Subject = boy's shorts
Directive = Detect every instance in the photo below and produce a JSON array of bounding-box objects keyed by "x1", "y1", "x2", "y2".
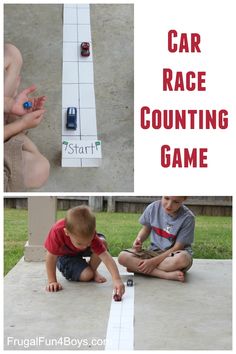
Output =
[
  {"x1": 57, "y1": 233, "x2": 106, "y2": 281},
  {"x1": 124, "y1": 248, "x2": 193, "y2": 272},
  {"x1": 4, "y1": 133, "x2": 26, "y2": 192}
]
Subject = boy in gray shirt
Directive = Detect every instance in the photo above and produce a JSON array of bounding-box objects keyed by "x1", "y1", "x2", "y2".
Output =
[{"x1": 118, "y1": 196, "x2": 195, "y2": 282}]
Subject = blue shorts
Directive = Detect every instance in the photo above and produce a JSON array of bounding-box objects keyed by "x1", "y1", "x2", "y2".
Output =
[{"x1": 57, "y1": 233, "x2": 106, "y2": 281}]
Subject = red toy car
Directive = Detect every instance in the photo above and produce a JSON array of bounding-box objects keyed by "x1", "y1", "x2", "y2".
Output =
[
  {"x1": 113, "y1": 294, "x2": 122, "y2": 302},
  {"x1": 81, "y1": 42, "x2": 90, "y2": 57}
]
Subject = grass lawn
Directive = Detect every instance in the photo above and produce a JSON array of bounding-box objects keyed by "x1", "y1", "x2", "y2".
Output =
[{"x1": 4, "y1": 208, "x2": 232, "y2": 276}]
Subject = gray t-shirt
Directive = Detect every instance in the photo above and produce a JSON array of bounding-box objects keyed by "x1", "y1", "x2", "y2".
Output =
[{"x1": 139, "y1": 200, "x2": 195, "y2": 255}]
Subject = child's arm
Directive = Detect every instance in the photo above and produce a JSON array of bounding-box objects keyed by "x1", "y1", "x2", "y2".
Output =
[
  {"x1": 4, "y1": 96, "x2": 15, "y2": 113},
  {"x1": 4, "y1": 119, "x2": 26, "y2": 141},
  {"x1": 4, "y1": 109, "x2": 45, "y2": 141},
  {"x1": 133, "y1": 225, "x2": 151, "y2": 250},
  {"x1": 99, "y1": 251, "x2": 125, "y2": 297},
  {"x1": 45, "y1": 251, "x2": 63, "y2": 292}
]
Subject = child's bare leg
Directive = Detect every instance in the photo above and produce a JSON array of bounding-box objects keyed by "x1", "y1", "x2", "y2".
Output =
[
  {"x1": 81, "y1": 239, "x2": 108, "y2": 283},
  {"x1": 4, "y1": 43, "x2": 23, "y2": 98},
  {"x1": 118, "y1": 251, "x2": 188, "y2": 282},
  {"x1": 79, "y1": 267, "x2": 94, "y2": 282},
  {"x1": 88, "y1": 253, "x2": 107, "y2": 283},
  {"x1": 157, "y1": 251, "x2": 192, "y2": 272},
  {"x1": 22, "y1": 135, "x2": 50, "y2": 189},
  {"x1": 118, "y1": 251, "x2": 144, "y2": 273},
  {"x1": 79, "y1": 253, "x2": 107, "y2": 283},
  {"x1": 150, "y1": 268, "x2": 185, "y2": 282}
]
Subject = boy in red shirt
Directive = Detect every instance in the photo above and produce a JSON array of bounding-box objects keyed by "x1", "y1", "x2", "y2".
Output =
[{"x1": 44, "y1": 205, "x2": 125, "y2": 297}]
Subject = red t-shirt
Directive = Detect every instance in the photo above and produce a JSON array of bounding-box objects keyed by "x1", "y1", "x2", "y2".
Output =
[{"x1": 44, "y1": 219, "x2": 106, "y2": 256}]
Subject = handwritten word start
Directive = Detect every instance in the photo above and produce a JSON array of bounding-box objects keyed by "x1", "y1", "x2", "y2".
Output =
[{"x1": 62, "y1": 140, "x2": 102, "y2": 159}]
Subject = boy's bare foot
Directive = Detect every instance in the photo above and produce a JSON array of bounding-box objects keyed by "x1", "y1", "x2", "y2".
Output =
[
  {"x1": 94, "y1": 271, "x2": 107, "y2": 283},
  {"x1": 166, "y1": 270, "x2": 185, "y2": 282}
]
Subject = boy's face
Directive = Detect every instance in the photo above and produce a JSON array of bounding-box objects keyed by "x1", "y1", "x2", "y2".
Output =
[
  {"x1": 64, "y1": 228, "x2": 95, "y2": 250},
  {"x1": 161, "y1": 196, "x2": 186, "y2": 216}
]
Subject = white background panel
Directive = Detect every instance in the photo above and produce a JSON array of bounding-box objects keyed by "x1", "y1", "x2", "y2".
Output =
[{"x1": 135, "y1": 0, "x2": 236, "y2": 195}]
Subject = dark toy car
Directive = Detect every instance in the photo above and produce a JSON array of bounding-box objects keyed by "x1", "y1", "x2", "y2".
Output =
[
  {"x1": 66, "y1": 107, "x2": 77, "y2": 130},
  {"x1": 127, "y1": 278, "x2": 133, "y2": 287},
  {"x1": 113, "y1": 294, "x2": 122, "y2": 302},
  {"x1": 81, "y1": 42, "x2": 90, "y2": 57}
]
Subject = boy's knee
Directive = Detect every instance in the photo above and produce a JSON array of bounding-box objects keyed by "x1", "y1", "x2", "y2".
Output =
[
  {"x1": 174, "y1": 252, "x2": 191, "y2": 269},
  {"x1": 79, "y1": 267, "x2": 94, "y2": 282},
  {"x1": 4, "y1": 43, "x2": 23, "y2": 68},
  {"x1": 34, "y1": 155, "x2": 50, "y2": 188},
  {"x1": 41, "y1": 156, "x2": 50, "y2": 182},
  {"x1": 118, "y1": 251, "x2": 128, "y2": 266},
  {"x1": 24, "y1": 154, "x2": 50, "y2": 189}
]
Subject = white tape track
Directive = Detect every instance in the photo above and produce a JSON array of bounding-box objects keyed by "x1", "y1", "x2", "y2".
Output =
[
  {"x1": 62, "y1": 4, "x2": 101, "y2": 167},
  {"x1": 105, "y1": 274, "x2": 134, "y2": 350}
]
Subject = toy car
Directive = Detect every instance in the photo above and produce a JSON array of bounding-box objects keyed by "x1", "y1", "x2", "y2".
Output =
[
  {"x1": 81, "y1": 42, "x2": 90, "y2": 57},
  {"x1": 66, "y1": 107, "x2": 77, "y2": 130},
  {"x1": 113, "y1": 294, "x2": 122, "y2": 302},
  {"x1": 127, "y1": 278, "x2": 133, "y2": 287}
]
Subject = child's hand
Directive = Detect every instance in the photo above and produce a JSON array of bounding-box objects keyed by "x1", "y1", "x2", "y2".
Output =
[
  {"x1": 10, "y1": 84, "x2": 47, "y2": 116},
  {"x1": 138, "y1": 259, "x2": 156, "y2": 274},
  {"x1": 113, "y1": 279, "x2": 125, "y2": 298},
  {"x1": 46, "y1": 282, "x2": 63, "y2": 292},
  {"x1": 133, "y1": 237, "x2": 142, "y2": 251},
  {"x1": 32, "y1": 95, "x2": 47, "y2": 110},
  {"x1": 21, "y1": 109, "x2": 46, "y2": 129}
]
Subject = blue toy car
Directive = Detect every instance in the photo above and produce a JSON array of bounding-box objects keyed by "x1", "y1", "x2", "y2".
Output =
[{"x1": 66, "y1": 107, "x2": 77, "y2": 130}]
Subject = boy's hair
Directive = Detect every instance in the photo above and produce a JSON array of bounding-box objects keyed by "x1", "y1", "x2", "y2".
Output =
[{"x1": 65, "y1": 205, "x2": 96, "y2": 238}]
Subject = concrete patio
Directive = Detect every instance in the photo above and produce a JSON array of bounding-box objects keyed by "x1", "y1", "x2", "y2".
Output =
[{"x1": 4, "y1": 258, "x2": 232, "y2": 350}]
